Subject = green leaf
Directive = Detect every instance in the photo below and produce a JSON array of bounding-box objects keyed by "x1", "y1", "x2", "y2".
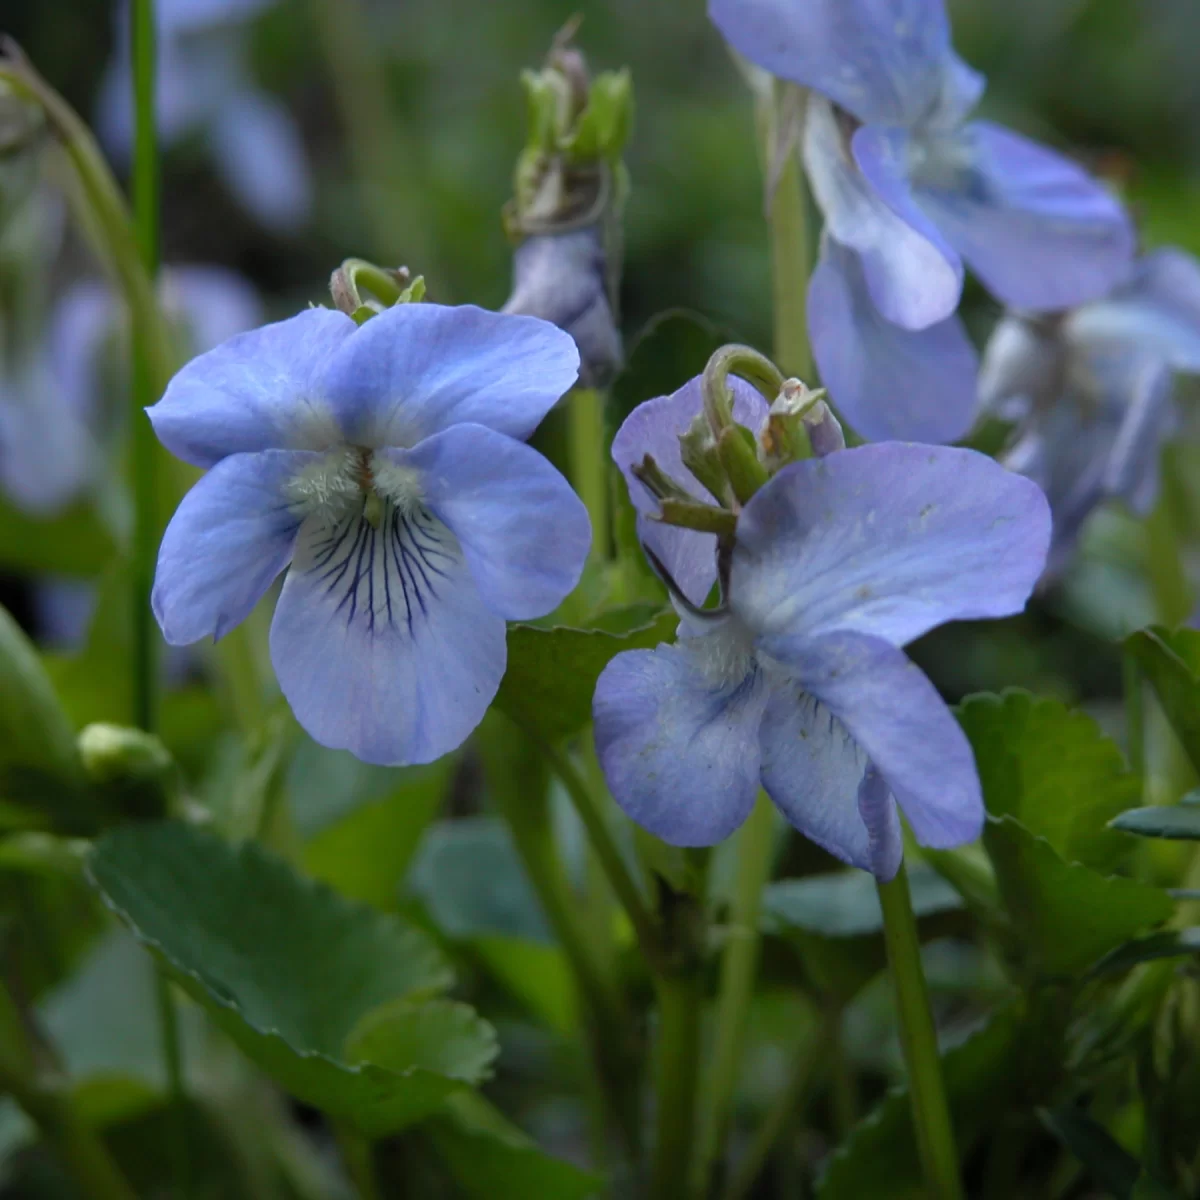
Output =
[
  {"x1": 984, "y1": 816, "x2": 1174, "y2": 977},
  {"x1": 958, "y1": 691, "x2": 1140, "y2": 871},
  {"x1": 494, "y1": 610, "x2": 675, "y2": 742},
  {"x1": 818, "y1": 1004, "x2": 1037, "y2": 1199},
  {"x1": 1090, "y1": 928, "x2": 1200, "y2": 977},
  {"x1": 0, "y1": 603, "x2": 93, "y2": 833},
  {"x1": 1039, "y1": 1107, "x2": 1142, "y2": 1199},
  {"x1": 1111, "y1": 805, "x2": 1200, "y2": 840},
  {"x1": 1127, "y1": 627, "x2": 1200, "y2": 776},
  {"x1": 88, "y1": 821, "x2": 495, "y2": 1135},
  {"x1": 0, "y1": 495, "x2": 118, "y2": 576},
  {"x1": 423, "y1": 1092, "x2": 601, "y2": 1200}
]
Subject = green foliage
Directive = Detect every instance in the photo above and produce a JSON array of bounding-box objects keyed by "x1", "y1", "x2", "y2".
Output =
[
  {"x1": 0, "y1": 496, "x2": 118, "y2": 577},
  {"x1": 494, "y1": 609, "x2": 675, "y2": 742},
  {"x1": 958, "y1": 691, "x2": 1140, "y2": 871},
  {"x1": 1040, "y1": 1107, "x2": 1147, "y2": 1199},
  {"x1": 0, "y1": 603, "x2": 93, "y2": 834},
  {"x1": 984, "y1": 817, "x2": 1174, "y2": 978},
  {"x1": 1111, "y1": 804, "x2": 1200, "y2": 840},
  {"x1": 88, "y1": 822, "x2": 498, "y2": 1135},
  {"x1": 1126, "y1": 627, "x2": 1200, "y2": 775}
]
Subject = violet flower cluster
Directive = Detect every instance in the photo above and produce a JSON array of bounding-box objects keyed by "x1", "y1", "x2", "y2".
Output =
[{"x1": 710, "y1": 0, "x2": 1133, "y2": 444}]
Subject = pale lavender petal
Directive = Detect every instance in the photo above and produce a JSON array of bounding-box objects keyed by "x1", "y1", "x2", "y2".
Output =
[
  {"x1": 382, "y1": 423, "x2": 590, "y2": 620},
  {"x1": 805, "y1": 99, "x2": 962, "y2": 330},
  {"x1": 152, "y1": 449, "x2": 307, "y2": 644},
  {"x1": 46, "y1": 281, "x2": 116, "y2": 427},
  {"x1": 610, "y1": 375, "x2": 769, "y2": 606},
  {"x1": 759, "y1": 631, "x2": 982, "y2": 851},
  {"x1": 320, "y1": 303, "x2": 579, "y2": 449},
  {"x1": 1104, "y1": 360, "x2": 1174, "y2": 516},
  {"x1": 592, "y1": 636, "x2": 767, "y2": 846},
  {"x1": 731, "y1": 442, "x2": 1050, "y2": 645},
  {"x1": 808, "y1": 236, "x2": 979, "y2": 444},
  {"x1": 759, "y1": 683, "x2": 902, "y2": 878},
  {"x1": 1067, "y1": 248, "x2": 1200, "y2": 371},
  {"x1": 147, "y1": 307, "x2": 355, "y2": 468},
  {"x1": 708, "y1": 0, "x2": 976, "y2": 127},
  {"x1": 977, "y1": 314, "x2": 1062, "y2": 420},
  {"x1": 914, "y1": 121, "x2": 1135, "y2": 311},
  {"x1": 270, "y1": 506, "x2": 505, "y2": 765},
  {"x1": 210, "y1": 90, "x2": 312, "y2": 232}
]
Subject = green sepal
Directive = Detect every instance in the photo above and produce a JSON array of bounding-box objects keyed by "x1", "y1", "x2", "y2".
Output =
[{"x1": 717, "y1": 424, "x2": 770, "y2": 505}]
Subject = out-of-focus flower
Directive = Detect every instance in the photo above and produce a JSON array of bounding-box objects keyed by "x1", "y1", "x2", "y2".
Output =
[
  {"x1": 594, "y1": 376, "x2": 1050, "y2": 878},
  {"x1": 0, "y1": 265, "x2": 262, "y2": 517},
  {"x1": 97, "y1": 0, "x2": 311, "y2": 231},
  {"x1": 709, "y1": 0, "x2": 1134, "y2": 445},
  {"x1": 981, "y1": 249, "x2": 1200, "y2": 579},
  {"x1": 149, "y1": 303, "x2": 590, "y2": 765}
]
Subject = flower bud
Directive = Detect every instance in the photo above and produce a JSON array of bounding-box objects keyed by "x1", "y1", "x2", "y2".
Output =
[
  {"x1": 759, "y1": 378, "x2": 843, "y2": 471},
  {"x1": 503, "y1": 27, "x2": 631, "y2": 388},
  {"x1": 78, "y1": 723, "x2": 179, "y2": 820},
  {"x1": 329, "y1": 260, "x2": 425, "y2": 324}
]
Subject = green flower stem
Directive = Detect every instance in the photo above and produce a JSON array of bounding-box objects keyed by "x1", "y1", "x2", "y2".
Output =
[
  {"x1": 692, "y1": 794, "x2": 775, "y2": 1192},
  {"x1": 768, "y1": 107, "x2": 812, "y2": 380},
  {"x1": 568, "y1": 388, "x2": 611, "y2": 560},
  {"x1": 0, "y1": 978, "x2": 137, "y2": 1200},
  {"x1": 1124, "y1": 646, "x2": 1145, "y2": 781},
  {"x1": 650, "y1": 969, "x2": 704, "y2": 1200},
  {"x1": 722, "y1": 1007, "x2": 835, "y2": 1200},
  {"x1": 334, "y1": 1124, "x2": 383, "y2": 1200},
  {"x1": 131, "y1": 4, "x2": 190, "y2": 1192},
  {"x1": 877, "y1": 862, "x2": 964, "y2": 1200},
  {"x1": 539, "y1": 737, "x2": 664, "y2": 971}
]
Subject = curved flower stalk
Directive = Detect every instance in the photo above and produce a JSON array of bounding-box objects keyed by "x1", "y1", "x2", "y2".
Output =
[
  {"x1": 149, "y1": 302, "x2": 591, "y2": 765},
  {"x1": 501, "y1": 31, "x2": 631, "y2": 388},
  {"x1": 709, "y1": 0, "x2": 1134, "y2": 445},
  {"x1": 0, "y1": 265, "x2": 261, "y2": 517},
  {"x1": 981, "y1": 248, "x2": 1200, "y2": 580},
  {"x1": 594, "y1": 373, "x2": 1050, "y2": 879},
  {"x1": 97, "y1": 0, "x2": 311, "y2": 231}
]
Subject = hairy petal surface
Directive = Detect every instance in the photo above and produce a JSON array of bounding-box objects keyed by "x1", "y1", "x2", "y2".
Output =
[
  {"x1": 152, "y1": 449, "x2": 308, "y2": 644},
  {"x1": 914, "y1": 121, "x2": 1135, "y2": 311},
  {"x1": 270, "y1": 505, "x2": 505, "y2": 765},
  {"x1": 759, "y1": 682, "x2": 902, "y2": 878},
  {"x1": 611, "y1": 375, "x2": 768, "y2": 606},
  {"x1": 147, "y1": 307, "x2": 354, "y2": 467},
  {"x1": 761, "y1": 631, "x2": 982, "y2": 850},
  {"x1": 805, "y1": 100, "x2": 962, "y2": 330},
  {"x1": 592, "y1": 637, "x2": 767, "y2": 846},
  {"x1": 321, "y1": 303, "x2": 580, "y2": 448},
  {"x1": 708, "y1": 0, "x2": 974, "y2": 127},
  {"x1": 385, "y1": 424, "x2": 590, "y2": 621},
  {"x1": 808, "y1": 237, "x2": 978, "y2": 444},
  {"x1": 731, "y1": 442, "x2": 1050, "y2": 645}
]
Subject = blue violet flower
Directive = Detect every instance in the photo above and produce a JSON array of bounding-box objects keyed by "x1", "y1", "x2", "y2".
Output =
[
  {"x1": 595, "y1": 376, "x2": 1050, "y2": 879},
  {"x1": 981, "y1": 248, "x2": 1200, "y2": 579},
  {"x1": 149, "y1": 303, "x2": 591, "y2": 765},
  {"x1": 708, "y1": 0, "x2": 1134, "y2": 444}
]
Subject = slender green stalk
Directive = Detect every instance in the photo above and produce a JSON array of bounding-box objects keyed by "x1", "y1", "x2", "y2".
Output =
[
  {"x1": 1124, "y1": 647, "x2": 1145, "y2": 780},
  {"x1": 131, "y1": 6, "x2": 189, "y2": 1192},
  {"x1": 651, "y1": 970, "x2": 704, "y2": 1200},
  {"x1": 877, "y1": 863, "x2": 964, "y2": 1200},
  {"x1": 568, "y1": 388, "x2": 610, "y2": 559},
  {"x1": 768, "y1": 126, "x2": 812, "y2": 380},
  {"x1": 335, "y1": 1125, "x2": 383, "y2": 1200},
  {"x1": 693, "y1": 795, "x2": 775, "y2": 1191},
  {"x1": 722, "y1": 1009, "x2": 834, "y2": 1200},
  {"x1": 538, "y1": 737, "x2": 664, "y2": 970},
  {"x1": 0, "y1": 977, "x2": 136, "y2": 1200}
]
